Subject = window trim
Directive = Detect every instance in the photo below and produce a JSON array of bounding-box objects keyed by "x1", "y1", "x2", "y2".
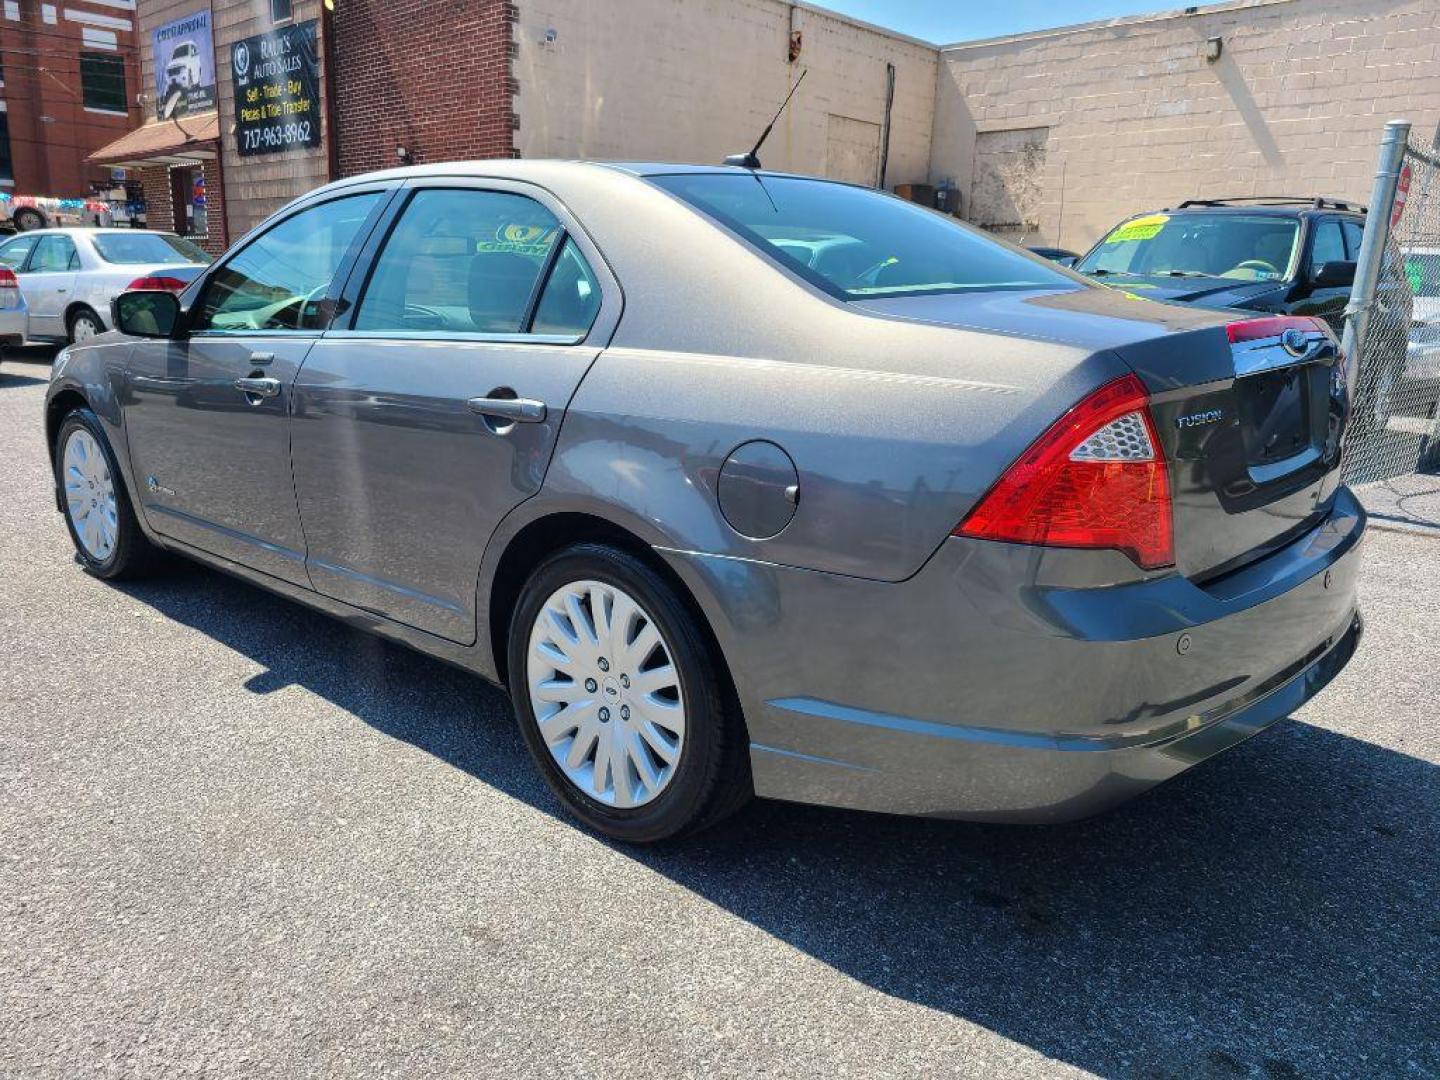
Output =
[
  {"x1": 185, "y1": 186, "x2": 398, "y2": 339},
  {"x1": 324, "y1": 175, "x2": 619, "y2": 347}
]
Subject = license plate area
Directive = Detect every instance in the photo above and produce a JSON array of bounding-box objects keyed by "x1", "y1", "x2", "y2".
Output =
[{"x1": 1238, "y1": 363, "x2": 1314, "y2": 469}]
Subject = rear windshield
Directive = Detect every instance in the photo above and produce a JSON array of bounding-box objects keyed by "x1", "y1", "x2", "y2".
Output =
[
  {"x1": 1077, "y1": 212, "x2": 1300, "y2": 282},
  {"x1": 651, "y1": 173, "x2": 1073, "y2": 300},
  {"x1": 91, "y1": 233, "x2": 212, "y2": 266}
]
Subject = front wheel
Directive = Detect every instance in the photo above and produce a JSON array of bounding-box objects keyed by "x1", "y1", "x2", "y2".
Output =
[
  {"x1": 507, "y1": 544, "x2": 750, "y2": 843},
  {"x1": 53, "y1": 408, "x2": 161, "y2": 579}
]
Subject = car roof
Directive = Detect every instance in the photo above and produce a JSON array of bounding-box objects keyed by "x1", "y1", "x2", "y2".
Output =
[
  {"x1": 302, "y1": 158, "x2": 846, "y2": 200},
  {"x1": 1158, "y1": 204, "x2": 1364, "y2": 219},
  {"x1": 6, "y1": 228, "x2": 178, "y2": 237}
]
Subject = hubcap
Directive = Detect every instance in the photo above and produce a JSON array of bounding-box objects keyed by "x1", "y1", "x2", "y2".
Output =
[
  {"x1": 62, "y1": 429, "x2": 118, "y2": 561},
  {"x1": 72, "y1": 316, "x2": 100, "y2": 343},
  {"x1": 526, "y1": 580, "x2": 685, "y2": 808}
]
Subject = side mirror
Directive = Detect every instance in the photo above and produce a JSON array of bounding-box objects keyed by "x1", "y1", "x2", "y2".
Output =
[
  {"x1": 113, "y1": 290, "x2": 181, "y2": 338},
  {"x1": 1311, "y1": 260, "x2": 1356, "y2": 289}
]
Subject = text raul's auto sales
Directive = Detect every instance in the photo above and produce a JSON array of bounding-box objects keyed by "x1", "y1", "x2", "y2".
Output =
[{"x1": 233, "y1": 21, "x2": 321, "y2": 156}]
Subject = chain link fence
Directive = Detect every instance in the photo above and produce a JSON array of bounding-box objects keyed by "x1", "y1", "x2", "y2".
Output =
[{"x1": 1342, "y1": 130, "x2": 1440, "y2": 487}]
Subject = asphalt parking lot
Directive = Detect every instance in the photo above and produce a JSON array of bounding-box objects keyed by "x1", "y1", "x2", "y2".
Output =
[{"x1": 2, "y1": 347, "x2": 1437, "y2": 1079}]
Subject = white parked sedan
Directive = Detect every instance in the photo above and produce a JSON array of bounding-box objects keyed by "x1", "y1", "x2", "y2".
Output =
[{"x1": 0, "y1": 228, "x2": 211, "y2": 345}]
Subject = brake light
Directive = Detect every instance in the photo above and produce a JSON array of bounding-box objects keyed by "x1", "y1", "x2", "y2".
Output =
[
  {"x1": 1225, "y1": 315, "x2": 1327, "y2": 344},
  {"x1": 125, "y1": 275, "x2": 188, "y2": 293},
  {"x1": 0, "y1": 267, "x2": 18, "y2": 309},
  {"x1": 954, "y1": 374, "x2": 1174, "y2": 569}
]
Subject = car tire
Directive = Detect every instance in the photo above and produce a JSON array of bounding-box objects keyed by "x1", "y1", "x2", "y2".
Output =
[
  {"x1": 13, "y1": 208, "x2": 46, "y2": 232},
  {"x1": 507, "y1": 543, "x2": 751, "y2": 843},
  {"x1": 67, "y1": 307, "x2": 104, "y2": 345},
  {"x1": 53, "y1": 407, "x2": 162, "y2": 580}
]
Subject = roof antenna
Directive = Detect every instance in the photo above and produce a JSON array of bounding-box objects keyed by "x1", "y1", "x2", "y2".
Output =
[{"x1": 724, "y1": 69, "x2": 807, "y2": 170}]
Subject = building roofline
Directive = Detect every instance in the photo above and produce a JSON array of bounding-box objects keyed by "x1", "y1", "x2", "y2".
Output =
[
  {"x1": 791, "y1": 1, "x2": 940, "y2": 50},
  {"x1": 939, "y1": 0, "x2": 1293, "y2": 52}
]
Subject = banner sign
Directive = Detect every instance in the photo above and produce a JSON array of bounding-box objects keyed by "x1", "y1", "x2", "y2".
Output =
[
  {"x1": 232, "y1": 20, "x2": 321, "y2": 156},
  {"x1": 153, "y1": 9, "x2": 217, "y2": 119}
]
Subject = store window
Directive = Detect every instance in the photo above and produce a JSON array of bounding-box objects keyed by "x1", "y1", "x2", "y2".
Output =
[{"x1": 80, "y1": 53, "x2": 127, "y2": 113}]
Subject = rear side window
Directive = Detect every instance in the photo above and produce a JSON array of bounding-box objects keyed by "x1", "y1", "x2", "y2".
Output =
[
  {"x1": 194, "y1": 193, "x2": 382, "y2": 332},
  {"x1": 355, "y1": 188, "x2": 571, "y2": 334},
  {"x1": 651, "y1": 173, "x2": 1070, "y2": 300},
  {"x1": 532, "y1": 238, "x2": 600, "y2": 335},
  {"x1": 30, "y1": 235, "x2": 79, "y2": 272}
]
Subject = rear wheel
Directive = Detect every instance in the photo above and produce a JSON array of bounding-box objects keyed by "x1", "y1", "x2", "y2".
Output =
[
  {"x1": 53, "y1": 408, "x2": 161, "y2": 579},
  {"x1": 12, "y1": 208, "x2": 45, "y2": 232},
  {"x1": 68, "y1": 307, "x2": 104, "y2": 345},
  {"x1": 507, "y1": 543, "x2": 750, "y2": 842}
]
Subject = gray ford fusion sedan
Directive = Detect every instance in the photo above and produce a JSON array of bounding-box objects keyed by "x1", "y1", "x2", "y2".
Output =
[{"x1": 44, "y1": 161, "x2": 1364, "y2": 842}]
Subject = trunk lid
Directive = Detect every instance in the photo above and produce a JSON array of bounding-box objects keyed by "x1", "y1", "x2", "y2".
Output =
[
  {"x1": 1116, "y1": 317, "x2": 1346, "y2": 578},
  {"x1": 854, "y1": 289, "x2": 1347, "y2": 580}
]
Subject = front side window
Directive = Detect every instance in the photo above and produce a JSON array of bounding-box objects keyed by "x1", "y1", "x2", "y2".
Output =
[
  {"x1": 80, "y1": 53, "x2": 127, "y2": 113},
  {"x1": 1342, "y1": 221, "x2": 1364, "y2": 260},
  {"x1": 355, "y1": 188, "x2": 567, "y2": 334},
  {"x1": 0, "y1": 235, "x2": 37, "y2": 270},
  {"x1": 1310, "y1": 220, "x2": 1345, "y2": 271},
  {"x1": 195, "y1": 193, "x2": 382, "y2": 332},
  {"x1": 651, "y1": 173, "x2": 1071, "y2": 300},
  {"x1": 93, "y1": 232, "x2": 211, "y2": 265},
  {"x1": 30, "y1": 235, "x2": 79, "y2": 272},
  {"x1": 1078, "y1": 212, "x2": 1300, "y2": 282}
]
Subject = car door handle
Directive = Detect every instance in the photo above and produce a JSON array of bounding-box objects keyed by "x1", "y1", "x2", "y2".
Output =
[
  {"x1": 466, "y1": 395, "x2": 547, "y2": 424},
  {"x1": 234, "y1": 376, "x2": 281, "y2": 398}
]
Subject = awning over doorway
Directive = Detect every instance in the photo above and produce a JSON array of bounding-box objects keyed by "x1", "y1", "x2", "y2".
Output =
[{"x1": 87, "y1": 115, "x2": 221, "y2": 169}]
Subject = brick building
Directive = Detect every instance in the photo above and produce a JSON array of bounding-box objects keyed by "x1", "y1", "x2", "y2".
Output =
[{"x1": 0, "y1": 0, "x2": 140, "y2": 206}]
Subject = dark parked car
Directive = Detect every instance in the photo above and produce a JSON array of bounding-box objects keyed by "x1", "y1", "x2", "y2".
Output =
[
  {"x1": 1074, "y1": 197, "x2": 1367, "y2": 332},
  {"x1": 44, "y1": 163, "x2": 1364, "y2": 842},
  {"x1": 1028, "y1": 245, "x2": 1079, "y2": 266}
]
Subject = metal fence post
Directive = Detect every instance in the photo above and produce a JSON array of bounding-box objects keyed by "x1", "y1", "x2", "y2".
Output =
[{"x1": 1341, "y1": 119, "x2": 1411, "y2": 388}]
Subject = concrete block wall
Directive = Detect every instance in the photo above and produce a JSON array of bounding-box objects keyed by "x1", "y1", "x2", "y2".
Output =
[
  {"x1": 931, "y1": 0, "x2": 1440, "y2": 251},
  {"x1": 513, "y1": 0, "x2": 937, "y2": 186}
]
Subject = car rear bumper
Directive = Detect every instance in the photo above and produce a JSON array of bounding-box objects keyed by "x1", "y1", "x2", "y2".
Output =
[{"x1": 666, "y1": 486, "x2": 1366, "y2": 822}]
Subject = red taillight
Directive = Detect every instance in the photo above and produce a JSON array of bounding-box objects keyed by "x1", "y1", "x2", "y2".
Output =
[
  {"x1": 125, "y1": 275, "x2": 188, "y2": 293},
  {"x1": 1225, "y1": 315, "x2": 1327, "y2": 344},
  {"x1": 0, "y1": 267, "x2": 18, "y2": 309},
  {"x1": 954, "y1": 374, "x2": 1174, "y2": 569}
]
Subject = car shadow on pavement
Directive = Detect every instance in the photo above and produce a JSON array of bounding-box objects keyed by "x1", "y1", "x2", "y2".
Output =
[
  {"x1": 118, "y1": 560, "x2": 1438, "y2": 1079},
  {"x1": 0, "y1": 365, "x2": 48, "y2": 387}
]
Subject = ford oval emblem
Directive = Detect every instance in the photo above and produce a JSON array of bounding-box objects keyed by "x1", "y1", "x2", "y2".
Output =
[{"x1": 1280, "y1": 328, "x2": 1309, "y2": 357}]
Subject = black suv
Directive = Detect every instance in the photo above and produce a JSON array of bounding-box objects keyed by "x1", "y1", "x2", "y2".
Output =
[{"x1": 1073, "y1": 196, "x2": 1364, "y2": 332}]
